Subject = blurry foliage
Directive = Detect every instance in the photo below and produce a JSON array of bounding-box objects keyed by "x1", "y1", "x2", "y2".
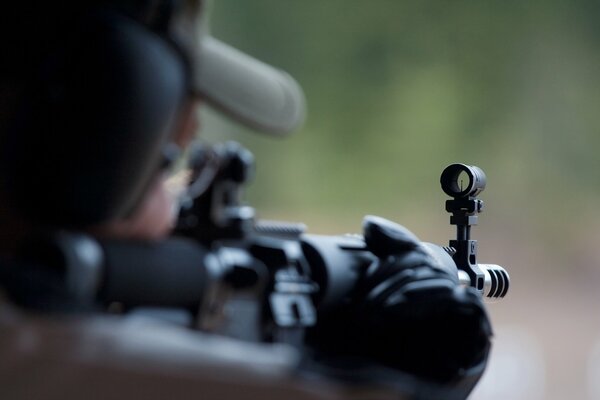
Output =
[
  {"x1": 201, "y1": 4, "x2": 600, "y2": 395},
  {"x1": 202, "y1": 0, "x2": 600, "y2": 252}
]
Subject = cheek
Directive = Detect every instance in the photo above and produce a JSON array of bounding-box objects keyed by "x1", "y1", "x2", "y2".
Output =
[
  {"x1": 89, "y1": 101, "x2": 201, "y2": 242},
  {"x1": 92, "y1": 178, "x2": 176, "y2": 241},
  {"x1": 174, "y1": 99, "x2": 201, "y2": 148},
  {"x1": 127, "y1": 178, "x2": 177, "y2": 239}
]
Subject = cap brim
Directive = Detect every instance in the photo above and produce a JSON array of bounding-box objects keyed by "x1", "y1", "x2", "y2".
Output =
[{"x1": 192, "y1": 37, "x2": 306, "y2": 136}]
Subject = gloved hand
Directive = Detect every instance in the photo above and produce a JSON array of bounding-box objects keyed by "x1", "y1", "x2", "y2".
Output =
[{"x1": 306, "y1": 216, "x2": 492, "y2": 388}]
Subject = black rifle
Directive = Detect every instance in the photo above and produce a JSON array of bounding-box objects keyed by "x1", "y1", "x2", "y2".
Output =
[
  {"x1": 3, "y1": 141, "x2": 510, "y2": 399},
  {"x1": 171, "y1": 142, "x2": 508, "y2": 340}
]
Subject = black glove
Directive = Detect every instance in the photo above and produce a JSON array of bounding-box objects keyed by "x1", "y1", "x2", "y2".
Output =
[{"x1": 307, "y1": 216, "x2": 492, "y2": 388}]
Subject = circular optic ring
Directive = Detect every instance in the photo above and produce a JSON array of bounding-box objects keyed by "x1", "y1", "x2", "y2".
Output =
[{"x1": 440, "y1": 163, "x2": 487, "y2": 198}]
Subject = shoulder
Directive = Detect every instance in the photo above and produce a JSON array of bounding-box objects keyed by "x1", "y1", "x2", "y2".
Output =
[{"x1": 0, "y1": 297, "x2": 343, "y2": 399}]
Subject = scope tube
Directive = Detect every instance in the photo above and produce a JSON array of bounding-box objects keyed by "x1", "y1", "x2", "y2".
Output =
[{"x1": 99, "y1": 237, "x2": 214, "y2": 309}]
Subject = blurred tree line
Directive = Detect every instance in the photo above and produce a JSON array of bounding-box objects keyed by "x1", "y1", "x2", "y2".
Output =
[
  {"x1": 202, "y1": 3, "x2": 600, "y2": 396},
  {"x1": 201, "y1": 0, "x2": 600, "y2": 265}
]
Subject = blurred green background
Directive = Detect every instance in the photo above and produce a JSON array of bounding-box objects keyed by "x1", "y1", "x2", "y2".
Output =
[{"x1": 202, "y1": 1, "x2": 600, "y2": 398}]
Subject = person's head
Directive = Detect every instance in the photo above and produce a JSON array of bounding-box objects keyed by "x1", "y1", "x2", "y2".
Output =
[{"x1": 0, "y1": 0, "x2": 304, "y2": 241}]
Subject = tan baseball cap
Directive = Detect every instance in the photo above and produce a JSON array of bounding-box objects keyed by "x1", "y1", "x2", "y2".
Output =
[{"x1": 170, "y1": 0, "x2": 305, "y2": 136}]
